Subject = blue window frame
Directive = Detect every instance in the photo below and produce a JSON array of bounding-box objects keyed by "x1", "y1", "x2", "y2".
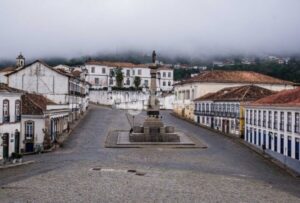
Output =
[
  {"x1": 263, "y1": 131, "x2": 266, "y2": 147},
  {"x1": 258, "y1": 130, "x2": 261, "y2": 146},
  {"x1": 274, "y1": 134, "x2": 278, "y2": 152},
  {"x1": 287, "y1": 136, "x2": 292, "y2": 157},
  {"x1": 295, "y1": 138, "x2": 299, "y2": 160},
  {"x1": 268, "y1": 132, "x2": 272, "y2": 150},
  {"x1": 254, "y1": 130, "x2": 257, "y2": 145},
  {"x1": 280, "y1": 135, "x2": 284, "y2": 154}
]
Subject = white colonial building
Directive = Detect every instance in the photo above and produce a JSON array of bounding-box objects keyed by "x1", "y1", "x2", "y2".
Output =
[
  {"x1": 21, "y1": 93, "x2": 70, "y2": 153},
  {"x1": 174, "y1": 70, "x2": 295, "y2": 120},
  {"x1": 6, "y1": 60, "x2": 89, "y2": 120},
  {"x1": 84, "y1": 61, "x2": 173, "y2": 92},
  {"x1": 245, "y1": 88, "x2": 300, "y2": 173},
  {"x1": 0, "y1": 84, "x2": 23, "y2": 161},
  {"x1": 194, "y1": 85, "x2": 274, "y2": 137}
]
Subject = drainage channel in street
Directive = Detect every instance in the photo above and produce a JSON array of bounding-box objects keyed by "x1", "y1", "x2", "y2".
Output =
[{"x1": 89, "y1": 167, "x2": 146, "y2": 176}]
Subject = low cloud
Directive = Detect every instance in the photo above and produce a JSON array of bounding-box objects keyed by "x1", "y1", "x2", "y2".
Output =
[{"x1": 0, "y1": 0, "x2": 300, "y2": 60}]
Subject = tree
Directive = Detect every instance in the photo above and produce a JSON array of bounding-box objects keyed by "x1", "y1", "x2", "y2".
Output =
[
  {"x1": 115, "y1": 67, "x2": 124, "y2": 87},
  {"x1": 133, "y1": 76, "x2": 141, "y2": 89}
]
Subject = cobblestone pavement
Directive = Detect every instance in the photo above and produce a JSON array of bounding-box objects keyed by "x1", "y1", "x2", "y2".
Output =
[{"x1": 0, "y1": 105, "x2": 300, "y2": 202}]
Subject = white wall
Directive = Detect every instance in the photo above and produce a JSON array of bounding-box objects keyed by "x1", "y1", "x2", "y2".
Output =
[{"x1": 8, "y1": 62, "x2": 69, "y2": 95}]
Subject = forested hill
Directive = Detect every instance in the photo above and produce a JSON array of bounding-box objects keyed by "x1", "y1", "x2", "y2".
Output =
[{"x1": 174, "y1": 61, "x2": 300, "y2": 84}]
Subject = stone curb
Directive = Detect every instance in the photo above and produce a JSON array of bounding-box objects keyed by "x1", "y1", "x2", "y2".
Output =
[
  {"x1": 0, "y1": 160, "x2": 35, "y2": 170},
  {"x1": 170, "y1": 112, "x2": 300, "y2": 178}
]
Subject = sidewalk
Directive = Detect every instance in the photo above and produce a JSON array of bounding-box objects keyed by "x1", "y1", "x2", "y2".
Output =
[
  {"x1": 0, "y1": 160, "x2": 35, "y2": 170},
  {"x1": 171, "y1": 112, "x2": 300, "y2": 177}
]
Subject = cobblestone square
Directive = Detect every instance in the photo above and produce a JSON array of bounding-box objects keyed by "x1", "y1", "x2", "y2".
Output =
[{"x1": 0, "y1": 106, "x2": 299, "y2": 202}]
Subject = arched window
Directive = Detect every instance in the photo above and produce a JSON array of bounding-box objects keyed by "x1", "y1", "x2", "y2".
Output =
[
  {"x1": 15, "y1": 100, "x2": 21, "y2": 122},
  {"x1": 3, "y1": 99, "x2": 9, "y2": 123},
  {"x1": 25, "y1": 120, "x2": 34, "y2": 140}
]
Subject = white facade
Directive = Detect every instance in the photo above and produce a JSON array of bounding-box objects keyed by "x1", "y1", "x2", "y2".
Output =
[
  {"x1": 194, "y1": 101, "x2": 241, "y2": 136},
  {"x1": 6, "y1": 61, "x2": 89, "y2": 118},
  {"x1": 245, "y1": 106, "x2": 300, "y2": 172},
  {"x1": 84, "y1": 63, "x2": 173, "y2": 92},
  {"x1": 0, "y1": 91, "x2": 22, "y2": 160}
]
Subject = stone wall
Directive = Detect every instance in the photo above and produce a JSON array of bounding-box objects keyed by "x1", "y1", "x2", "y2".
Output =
[{"x1": 89, "y1": 90, "x2": 174, "y2": 110}]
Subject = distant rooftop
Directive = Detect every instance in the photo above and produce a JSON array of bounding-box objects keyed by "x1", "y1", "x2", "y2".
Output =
[
  {"x1": 0, "y1": 83, "x2": 23, "y2": 93},
  {"x1": 22, "y1": 93, "x2": 56, "y2": 115},
  {"x1": 194, "y1": 85, "x2": 275, "y2": 102},
  {"x1": 175, "y1": 70, "x2": 294, "y2": 86},
  {"x1": 250, "y1": 87, "x2": 300, "y2": 107}
]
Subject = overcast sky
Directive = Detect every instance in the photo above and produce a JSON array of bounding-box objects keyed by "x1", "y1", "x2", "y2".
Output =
[{"x1": 0, "y1": 0, "x2": 300, "y2": 60}]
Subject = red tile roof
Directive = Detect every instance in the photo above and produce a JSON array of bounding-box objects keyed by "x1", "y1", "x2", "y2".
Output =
[
  {"x1": 86, "y1": 61, "x2": 148, "y2": 68},
  {"x1": 194, "y1": 85, "x2": 275, "y2": 102},
  {"x1": 21, "y1": 93, "x2": 56, "y2": 115},
  {"x1": 0, "y1": 83, "x2": 24, "y2": 93},
  {"x1": 176, "y1": 70, "x2": 294, "y2": 86},
  {"x1": 250, "y1": 87, "x2": 300, "y2": 107}
]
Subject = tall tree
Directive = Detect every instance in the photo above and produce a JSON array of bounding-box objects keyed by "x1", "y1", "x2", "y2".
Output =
[
  {"x1": 115, "y1": 67, "x2": 124, "y2": 87},
  {"x1": 133, "y1": 76, "x2": 141, "y2": 89}
]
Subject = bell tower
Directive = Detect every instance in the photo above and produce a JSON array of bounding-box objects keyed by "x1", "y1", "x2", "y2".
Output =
[{"x1": 16, "y1": 53, "x2": 25, "y2": 68}]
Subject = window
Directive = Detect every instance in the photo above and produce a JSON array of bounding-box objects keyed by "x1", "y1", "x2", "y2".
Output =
[
  {"x1": 254, "y1": 110, "x2": 257, "y2": 125},
  {"x1": 168, "y1": 72, "x2": 171, "y2": 78},
  {"x1": 144, "y1": 80, "x2": 148, "y2": 87},
  {"x1": 246, "y1": 110, "x2": 249, "y2": 124},
  {"x1": 250, "y1": 110, "x2": 253, "y2": 125},
  {"x1": 206, "y1": 103, "x2": 209, "y2": 112},
  {"x1": 274, "y1": 133, "x2": 278, "y2": 152},
  {"x1": 109, "y1": 78, "x2": 113, "y2": 85},
  {"x1": 15, "y1": 100, "x2": 21, "y2": 122},
  {"x1": 132, "y1": 70, "x2": 135, "y2": 75},
  {"x1": 163, "y1": 72, "x2": 166, "y2": 78},
  {"x1": 268, "y1": 132, "x2": 272, "y2": 150},
  {"x1": 168, "y1": 81, "x2": 171, "y2": 86},
  {"x1": 95, "y1": 78, "x2": 99, "y2": 85},
  {"x1": 258, "y1": 110, "x2": 261, "y2": 126},
  {"x1": 263, "y1": 111, "x2": 266, "y2": 127},
  {"x1": 91, "y1": 67, "x2": 95, "y2": 73},
  {"x1": 126, "y1": 78, "x2": 130, "y2": 85},
  {"x1": 295, "y1": 113, "x2": 300, "y2": 133},
  {"x1": 126, "y1": 70, "x2": 130, "y2": 76},
  {"x1": 274, "y1": 111, "x2": 278, "y2": 130},
  {"x1": 268, "y1": 111, "x2": 272, "y2": 128},
  {"x1": 287, "y1": 136, "x2": 292, "y2": 157},
  {"x1": 3, "y1": 99, "x2": 9, "y2": 123},
  {"x1": 280, "y1": 135, "x2": 284, "y2": 154},
  {"x1": 296, "y1": 138, "x2": 300, "y2": 160},
  {"x1": 162, "y1": 81, "x2": 166, "y2": 86},
  {"x1": 280, "y1": 112, "x2": 284, "y2": 131},
  {"x1": 258, "y1": 129, "x2": 261, "y2": 146},
  {"x1": 138, "y1": 69, "x2": 142, "y2": 75},
  {"x1": 287, "y1": 112, "x2": 292, "y2": 132},
  {"x1": 231, "y1": 120, "x2": 234, "y2": 130},
  {"x1": 25, "y1": 121, "x2": 34, "y2": 139},
  {"x1": 102, "y1": 68, "x2": 106, "y2": 74},
  {"x1": 231, "y1": 104, "x2": 234, "y2": 113}
]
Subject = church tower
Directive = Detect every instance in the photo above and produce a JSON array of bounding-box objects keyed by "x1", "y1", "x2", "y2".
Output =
[{"x1": 16, "y1": 53, "x2": 25, "y2": 68}]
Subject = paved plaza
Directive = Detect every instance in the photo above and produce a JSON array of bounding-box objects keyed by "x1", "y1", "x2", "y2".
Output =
[{"x1": 0, "y1": 105, "x2": 300, "y2": 202}]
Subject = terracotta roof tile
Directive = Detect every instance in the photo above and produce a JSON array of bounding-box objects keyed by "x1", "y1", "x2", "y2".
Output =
[
  {"x1": 21, "y1": 93, "x2": 56, "y2": 115},
  {"x1": 176, "y1": 70, "x2": 294, "y2": 85},
  {"x1": 86, "y1": 61, "x2": 148, "y2": 68},
  {"x1": 194, "y1": 85, "x2": 275, "y2": 102},
  {"x1": 251, "y1": 87, "x2": 300, "y2": 107},
  {"x1": 0, "y1": 83, "x2": 24, "y2": 93}
]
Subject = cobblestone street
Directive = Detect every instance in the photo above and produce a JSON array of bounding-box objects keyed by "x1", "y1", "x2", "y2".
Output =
[{"x1": 0, "y1": 105, "x2": 300, "y2": 202}]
